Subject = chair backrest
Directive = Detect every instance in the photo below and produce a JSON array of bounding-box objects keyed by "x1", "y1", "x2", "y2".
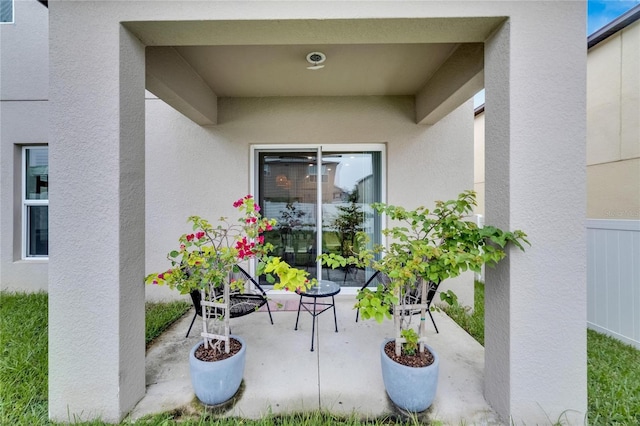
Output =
[
  {"x1": 232, "y1": 265, "x2": 268, "y2": 296},
  {"x1": 362, "y1": 270, "x2": 440, "y2": 308}
]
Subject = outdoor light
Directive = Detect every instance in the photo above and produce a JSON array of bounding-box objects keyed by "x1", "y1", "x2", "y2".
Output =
[{"x1": 306, "y1": 51, "x2": 326, "y2": 70}]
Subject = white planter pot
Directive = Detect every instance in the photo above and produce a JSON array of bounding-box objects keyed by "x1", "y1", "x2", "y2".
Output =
[
  {"x1": 380, "y1": 338, "x2": 439, "y2": 412},
  {"x1": 189, "y1": 336, "x2": 246, "y2": 406}
]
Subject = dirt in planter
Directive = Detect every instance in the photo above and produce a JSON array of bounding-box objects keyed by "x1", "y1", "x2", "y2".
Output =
[
  {"x1": 384, "y1": 341, "x2": 435, "y2": 368},
  {"x1": 194, "y1": 338, "x2": 242, "y2": 362}
]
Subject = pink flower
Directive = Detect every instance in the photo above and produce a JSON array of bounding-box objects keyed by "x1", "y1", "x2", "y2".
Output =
[
  {"x1": 244, "y1": 195, "x2": 253, "y2": 200},
  {"x1": 195, "y1": 231, "x2": 205, "y2": 240},
  {"x1": 233, "y1": 199, "x2": 242, "y2": 208},
  {"x1": 254, "y1": 204, "x2": 261, "y2": 212},
  {"x1": 258, "y1": 236, "x2": 264, "y2": 245},
  {"x1": 180, "y1": 244, "x2": 186, "y2": 251},
  {"x1": 152, "y1": 280, "x2": 158, "y2": 285},
  {"x1": 186, "y1": 234, "x2": 195, "y2": 242},
  {"x1": 158, "y1": 273, "x2": 165, "y2": 280}
]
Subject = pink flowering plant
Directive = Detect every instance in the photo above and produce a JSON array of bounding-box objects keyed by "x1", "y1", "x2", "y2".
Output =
[{"x1": 145, "y1": 195, "x2": 313, "y2": 296}]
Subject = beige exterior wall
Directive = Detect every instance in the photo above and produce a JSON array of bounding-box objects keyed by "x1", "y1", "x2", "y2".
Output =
[{"x1": 587, "y1": 20, "x2": 640, "y2": 219}]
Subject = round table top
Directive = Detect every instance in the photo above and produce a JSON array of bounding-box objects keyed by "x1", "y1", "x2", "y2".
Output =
[{"x1": 299, "y1": 280, "x2": 341, "y2": 297}]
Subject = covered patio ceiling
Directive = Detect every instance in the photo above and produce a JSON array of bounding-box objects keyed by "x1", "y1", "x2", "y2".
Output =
[{"x1": 124, "y1": 17, "x2": 505, "y2": 126}]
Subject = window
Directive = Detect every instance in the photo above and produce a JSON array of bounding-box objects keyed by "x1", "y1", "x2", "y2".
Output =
[
  {"x1": 307, "y1": 164, "x2": 328, "y2": 182},
  {"x1": 23, "y1": 146, "x2": 48, "y2": 258},
  {"x1": 0, "y1": 0, "x2": 13, "y2": 24}
]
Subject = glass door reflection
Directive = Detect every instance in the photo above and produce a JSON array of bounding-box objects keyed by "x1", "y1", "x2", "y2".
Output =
[
  {"x1": 258, "y1": 152, "x2": 319, "y2": 280},
  {"x1": 320, "y1": 152, "x2": 380, "y2": 286},
  {"x1": 257, "y1": 148, "x2": 381, "y2": 287}
]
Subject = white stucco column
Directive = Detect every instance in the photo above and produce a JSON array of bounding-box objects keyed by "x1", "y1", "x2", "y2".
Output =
[
  {"x1": 48, "y1": 5, "x2": 146, "y2": 422},
  {"x1": 484, "y1": 4, "x2": 587, "y2": 424}
]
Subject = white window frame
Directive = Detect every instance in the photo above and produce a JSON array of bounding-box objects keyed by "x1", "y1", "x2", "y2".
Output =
[{"x1": 22, "y1": 146, "x2": 49, "y2": 259}]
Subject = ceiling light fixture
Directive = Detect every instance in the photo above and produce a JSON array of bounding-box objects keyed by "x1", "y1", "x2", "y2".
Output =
[{"x1": 306, "y1": 51, "x2": 326, "y2": 70}]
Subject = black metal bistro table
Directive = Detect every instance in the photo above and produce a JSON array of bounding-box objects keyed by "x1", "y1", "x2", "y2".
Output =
[{"x1": 294, "y1": 280, "x2": 341, "y2": 351}]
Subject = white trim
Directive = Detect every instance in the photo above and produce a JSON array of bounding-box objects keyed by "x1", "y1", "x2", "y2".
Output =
[
  {"x1": 586, "y1": 219, "x2": 640, "y2": 232},
  {"x1": 315, "y1": 146, "x2": 323, "y2": 272}
]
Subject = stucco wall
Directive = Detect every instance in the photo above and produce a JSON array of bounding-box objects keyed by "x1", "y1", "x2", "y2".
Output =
[
  {"x1": 145, "y1": 95, "x2": 474, "y2": 301},
  {"x1": 0, "y1": 0, "x2": 49, "y2": 291},
  {"x1": 587, "y1": 19, "x2": 640, "y2": 219}
]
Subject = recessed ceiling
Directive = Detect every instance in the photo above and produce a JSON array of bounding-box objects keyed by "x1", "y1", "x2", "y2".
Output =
[{"x1": 173, "y1": 43, "x2": 459, "y2": 97}]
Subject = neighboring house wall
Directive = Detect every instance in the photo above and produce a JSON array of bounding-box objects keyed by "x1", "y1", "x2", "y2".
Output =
[
  {"x1": 0, "y1": 0, "x2": 49, "y2": 291},
  {"x1": 587, "y1": 18, "x2": 640, "y2": 220}
]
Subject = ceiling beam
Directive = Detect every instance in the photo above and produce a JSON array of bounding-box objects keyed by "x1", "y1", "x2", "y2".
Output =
[
  {"x1": 415, "y1": 43, "x2": 484, "y2": 125},
  {"x1": 146, "y1": 47, "x2": 218, "y2": 126}
]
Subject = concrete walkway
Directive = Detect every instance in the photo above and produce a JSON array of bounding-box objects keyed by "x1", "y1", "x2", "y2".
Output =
[{"x1": 130, "y1": 294, "x2": 501, "y2": 424}]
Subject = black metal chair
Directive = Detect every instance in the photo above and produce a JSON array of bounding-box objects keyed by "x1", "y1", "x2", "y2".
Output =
[
  {"x1": 185, "y1": 266, "x2": 274, "y2": 337},
  {"x1": 355, "y1": 270, "x2": 440, "y2": 333}
]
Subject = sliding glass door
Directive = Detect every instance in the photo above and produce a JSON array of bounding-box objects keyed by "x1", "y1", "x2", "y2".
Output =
[{"x1": 254, "y1": 145, "x2": 384, "y2": 287}]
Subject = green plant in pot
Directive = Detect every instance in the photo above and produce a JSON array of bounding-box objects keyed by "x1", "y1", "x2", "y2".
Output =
[
  {"x1": 320, "y1": 190, "x2": 529, "y2": 412},
  {"x1": 145, "y1": 195, "x2": 313, "y2": 406}
]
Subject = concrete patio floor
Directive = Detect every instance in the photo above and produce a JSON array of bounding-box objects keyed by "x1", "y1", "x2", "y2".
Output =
[{"x1": 130, "y1": 294, "x2": 501, "y2": 424}]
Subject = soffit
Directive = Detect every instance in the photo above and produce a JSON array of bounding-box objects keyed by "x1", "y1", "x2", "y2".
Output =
[
  {"x1": 127, "y1": 17, "x2": 503, "y2": 123},
  {"x1": 173, "y1": 43, "x2": 458, "y2": 97}
]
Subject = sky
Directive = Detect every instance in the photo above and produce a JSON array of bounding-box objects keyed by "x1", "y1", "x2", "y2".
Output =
[
  {"x1": 474, "y1": 0, "x2": 640, "y2": 108},
  {"x1": 588, "y1": 0, "x2": 640, "y2": 34}
]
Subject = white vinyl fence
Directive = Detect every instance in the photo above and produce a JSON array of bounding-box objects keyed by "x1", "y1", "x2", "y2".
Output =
[{"x1": 587, "y1": 219, "x2": 640, "y2": 349}]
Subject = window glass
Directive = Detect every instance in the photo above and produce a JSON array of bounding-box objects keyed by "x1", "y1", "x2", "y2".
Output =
[
  {"x1": 23, "y1": 147, "x2": 48, "y2": 258},
  {"x1": 0, "y1": 0, "x2": 13, "y2": 24},
  {"x1": 27, "y1": 206, "x2": 48, "y2": 256},
  {"x1": 25, "y1": 148, "x2": 48, "y2": 200}
]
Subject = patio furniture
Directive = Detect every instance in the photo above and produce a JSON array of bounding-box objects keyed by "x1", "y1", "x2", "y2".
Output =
[
  {"x1": 185, "y1": 266, "x2": 274, "y2": 337},
  {"x1": 294, "y1": 280, "x2": 341, "y2": 351},
  {"x1": 355, "y1": 270, "x2": 440, "y2": 333}
]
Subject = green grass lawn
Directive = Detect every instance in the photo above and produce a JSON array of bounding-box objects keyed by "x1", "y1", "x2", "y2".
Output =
[
  {"x1": 0, "y1": 292, "x2": 189, "y2": 425},
  {"x1": 1, "y1": 289, "x2": 639, "y2": 425},
  {"x1": 441, "y1": 282, "x2": 640, "y2": 425}
]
